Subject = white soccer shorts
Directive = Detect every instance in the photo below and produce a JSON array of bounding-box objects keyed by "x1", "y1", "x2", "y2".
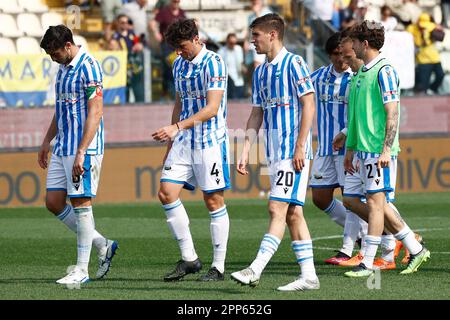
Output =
[
  {"x1": 46, "y1": 153, "x2": 103, "y2": 198},
  {"x1": 309, "y1": 154, "x2": 345, "y2": 189},
  {"x1": 160, "y1": 138, "x2": 231, "y2": 193},
  {"x1": 268, "y1": 159, "x2": 310, "y2": 206}
]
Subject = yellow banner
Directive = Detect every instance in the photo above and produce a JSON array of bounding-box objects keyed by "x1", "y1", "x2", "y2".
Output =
[{"x1": 1, "y1": 137, "x2": 449, "y2": 207}]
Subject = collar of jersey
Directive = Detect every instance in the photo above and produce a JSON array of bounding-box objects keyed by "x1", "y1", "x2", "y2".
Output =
[
  {"x1": 266, "y1": 46, "x2": 287, "y2": 66},
  {"x1": 332, "y1": 65, "x2": 353, "y2": 77},
  {"x1": 67, "y1": 45, "x2": 86, "y2": 69},
  {"x1": 362, "y1": 53, "x2": 384, "y2": 71},
  {"x1": 189, "y1": 44, "x2": 207, "y2": 65}
]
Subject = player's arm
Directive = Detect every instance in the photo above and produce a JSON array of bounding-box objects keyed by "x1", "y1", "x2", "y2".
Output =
[
  {"x1": 162, "y1": 94, "x2": 182, "y2": 164},
  {"x1": 378, "y1": 65, "x2": 400, "y2": 169},
  {"x1": 38, "y1": 113, "x2": 57, "y2": 169},
  {"x1": 294, "y1": 92, "x2": 315, "y2": 172},
  {"x1": 237, "y1": 107, "x2": 263, "y2": 175},
  {"x1": 72, "y1": 85, "x2": 103, "y2": 178}
]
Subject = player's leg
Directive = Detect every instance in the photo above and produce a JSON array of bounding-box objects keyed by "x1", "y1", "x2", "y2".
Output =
[
  {"x1": 160, "y1": 143, "x2": 202, "y2": 281},
  {"x1": 195, "y1": 140, "x2": 231, "y2": 281},
  {"x1": 310, "y1": 156, "x2": 346, "y2": 227},
  {"x1": 278, "y1": 204, "x2": 320, "y2": 291}
]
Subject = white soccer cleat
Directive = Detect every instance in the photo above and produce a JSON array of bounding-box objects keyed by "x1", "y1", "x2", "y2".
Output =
[
  {"x1": 230, "y1": 267, "x2": 260, "y2": 287},
  {"x1": 277, "y1": 277, "x2": 320, "y2": 291},
  {"x1": 96, "y1": 240, "x2": 119, "y2": 279},
  {"x1": 56, "y1": 266, "x2": 90, "y2": 285}
]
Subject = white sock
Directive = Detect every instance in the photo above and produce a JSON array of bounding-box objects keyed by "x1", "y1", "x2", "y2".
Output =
[
  {"x1": 56, "y1": 204, "x2": 108, "y2": 256},
  {"x1": 163, "y1": 199, "x2": 198, "y2": 262},
  {"x1": 324, "y1": 199, "x2": 347, "y2": 227},
  {"x1": 380, "y1": 234, "x2": 396, "y2": 262},
  {"x1": 361, "y1": 235, "x2": 381, "y2": 269},
  {"x1": 394, "y1": 225, "x2": 422, "y2": 255},
  {"x1": 359, "y1": 218, "x2": 368, "y2": 255},
  {"x1": 209, "y1": 205, "x2": 229, "y2": 274},
  {"x1": 292, "y1": 240, "x2": 317, "y2": 280},
  {"x1": 341, "y1": 210, "x2": 361, "y2": 257},
  {"x1": 74, "y1": 206, "x2": 94, "y2": 272},
  {"x1": 250, "y1": 233, "x2": 281, "y2": 277}
]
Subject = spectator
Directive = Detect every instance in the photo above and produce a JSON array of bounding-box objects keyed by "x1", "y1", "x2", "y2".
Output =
[
  {"x1": 380, "y1": 5, "x2": 398, "y2": 32},
  {"x1": 303, "y1": 0, "x2": 335, "y2": 46},
  {"x1": 218, "y1": 33, "x2": 245, "y2": 99},
  {"x1": 406, "y1": 13, "x2": 445, "y2": 95},
  {"x1": 150, "y1": 0, "x2": 186, "y2": 100},
  {"x1": 112, "y1": 14, "x2": 145, "y2": 102},
  {"x1": 119, "y1": 0, "x2": 151, "y2": 45},
  {"x1": 101, "y1": 0, "x2": 124, "y2": 42},
  {"x1": 340, "y1": 0, "x2": 366, "y2": 30},
  {"x1": 392, "y1": 0, "x2": 421, "y2": 26}
]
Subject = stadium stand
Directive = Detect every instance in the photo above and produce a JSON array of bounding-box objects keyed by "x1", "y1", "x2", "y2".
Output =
[
  {"x1": 18, "y1": 0, "x2": 49, "y2": 14},
  {"x1": 16, "y1": 36, "x2": 42, "y2": 54},
  {"x1": 17, "y1": 13, "x2": 45, "y2": 37},
  {"x1": 41, "y1": 11, "x2": 64, "y2": 31},
  {"x1": 0, "y1": 1, "x2": 23, "y2": 14},
  {"x1": 0, "y1": 37, "x2": 17, "y2": 54}
]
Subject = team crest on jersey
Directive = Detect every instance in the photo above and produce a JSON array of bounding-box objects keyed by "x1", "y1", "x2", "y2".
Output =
[
  {"x1": 295, "y1": 56, "x2": 302, "y2": 65},
  {"x1": 215, "y1": 55, "x2": 221, "y2": 62}
]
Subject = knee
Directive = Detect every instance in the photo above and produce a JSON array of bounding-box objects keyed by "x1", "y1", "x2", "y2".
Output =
[
  {"x1": 45, "y1": 197, "x2": 65, "y2": 215},
  {"x1": 286, "y1": 208, "x2": 304, "y2": 226},
  {"x1": 343, "y1": 197, "x2": 354, "y2": 210},
  {"x1": 268, "y1": 203, "x2": 286, "y2": 222},
  {"x1": 204, "y1": 194, "x2": 224, "y2": 212},
  {"x1": 312, "y1": 194, "x2": 332, "y2": 211},
  {"x1": 158, "y1": 189, "x2": 174, "y2": 205}
]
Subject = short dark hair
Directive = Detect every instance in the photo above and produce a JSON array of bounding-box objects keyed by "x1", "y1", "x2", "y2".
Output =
[
  {"x1": 164, "y1": 19, "x2": 198, "y2": 48},
  {"x1": 40, "y1": 25, "x2": 75, "y2": 52},
  {"x1": 226, "y1": 33, "x2": 237, "y2": 41},
  {"x1": 350, "y1": 20, "x2": 385, "y2": 50},
  {"x1": 249, "y1": 13, "x2": 285, "y2": 40},
  {"x1": 325, "y1": 32, "x2": 342, "y2": 55}
]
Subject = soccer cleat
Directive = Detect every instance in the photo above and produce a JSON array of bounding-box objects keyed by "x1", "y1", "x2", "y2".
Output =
[
  {"x1": 56, "y1": 266, "x2": 90, "y2": 285},
  {"x1": 344, "y1": 263, "x2": 374, "y2": 278},
  {"x1": 230, "y1": 267, "x2": 260, "y2": 287},
  {"x1": 400, "y1": 233, "x2": 424, "y2": 265},
  {"x1": 339, "y1": 252, "x2": 363, "y2": 267},
  {"x1": 164, "y1": 258, "x2": 202, "y2": 281},
  {"x1": 96, "y1": 240, "x2": 119, "y2": 279},
  {"x1": 394, "y1": 240, "x2": 403, "y2": 259},
  {"x1": 400, "y1": 247, "x2": 430, "y2": 275},
  {"x1": 277, "y1": 277, "x2": 320, "y2": 291},
  {"x1": 373, "y1": 257, "x2": 396, "y2": 270},
  {"x1": 324, "y1": 251, "x2": 350, "y2": 265},
  {"x1": 197, "y1": 267, "x2": 224, "y2": 281}
]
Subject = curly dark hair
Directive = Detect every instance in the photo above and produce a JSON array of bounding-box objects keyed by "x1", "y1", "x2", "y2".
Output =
[
  {"x1": 40, "y1": 25, "x2": 75, "y2": 52},
  {"x1": 164, "y1": 18, "x2": 199, "y2": 49},
  {"x1": 350, "y1": 20, "x2": 385, "y2": 50},
  {"x1": 249, "y1": 13, "x2": 285, "y2": 40},
  {"x1": 325, "y1": 32, "x2": 342, "y2": 55}
]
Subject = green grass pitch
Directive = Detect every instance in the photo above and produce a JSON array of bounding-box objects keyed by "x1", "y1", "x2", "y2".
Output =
[{"x1": 0, "y1": 193, "x2": 449, "y2": 300}]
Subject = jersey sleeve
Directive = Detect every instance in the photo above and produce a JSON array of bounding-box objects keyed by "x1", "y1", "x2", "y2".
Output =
[
  {"x1": 290, "y1": 55, "x2": 315, "y2": 98},
  {"x1": 378, "y1": 65, "x2": 400, "y2": 104},
  {"x1": 81, "y1": 58, "x2": 103, "y2": 89},
  {"x1": 310, "y1": 67, "x2": 323, "y2": 84},
  {"x1": 251, "y1": 65, "x2": 262, "y2": 107},
  {"x1": 206, "y1": 54, "x2": 227, "y2": 91}
]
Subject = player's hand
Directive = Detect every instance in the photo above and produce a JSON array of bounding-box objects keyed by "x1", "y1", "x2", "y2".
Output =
[
  {"x1": 344, "y1": 150, "x2": 355, "y2": 175},
  {"x1": 332, "y1": 132, "x2": 346, "y2": 151},
  {"x1": 237, "y1": 152, "x2": 249, "y2": 175},
  {"x1": 72, "y1": 152, "x2": 85, "y2": 180},
  {"x1": 152, "y1": 124, "x2": 178, "y2": 143},
  {"x1": 38, "y1": 141, "x2": 50, "y2": 169},
  {"x1": 377, "y1": 152, "x2": 391, "y2": 169},
  {"x1": 293, "y1": 145, "x2": 305, "y2": 172}
]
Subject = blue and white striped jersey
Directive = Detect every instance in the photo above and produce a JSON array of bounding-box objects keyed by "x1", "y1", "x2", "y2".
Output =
[
  {"x1": 53, "y1": 46, "x2": 104, "y2": 156},
  {"x1": 252, "y1": 47, "x2": 315, "y2": 162},
  {"x1": 173, "y1": 45, "x2": 228, "y2": 149},
  {"x1": 311, "y1": 64, "x2": 352, "y2": 156},
  {"x1": 363, "y1": 55, "x2": 400, "y2": 104}
]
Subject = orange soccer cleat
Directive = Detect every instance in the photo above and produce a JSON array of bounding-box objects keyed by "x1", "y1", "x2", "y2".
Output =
[
  {"x1": 373, "y1": 257, "x2": 396, "y2": 270},
  {"x1": 339, "y1": 252, "x2": 363, "y2": 267}
]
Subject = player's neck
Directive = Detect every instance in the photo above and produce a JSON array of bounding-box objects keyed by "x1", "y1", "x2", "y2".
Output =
[
  {"x1": 266, "y1": 42, "x2": 283, "y2": 63},
  {"x1": 66, "y1": 45, "x2": 80, "y2": 65},
  {"x1": 363, "y1": 49, "x2": 380, "y2": 66}
]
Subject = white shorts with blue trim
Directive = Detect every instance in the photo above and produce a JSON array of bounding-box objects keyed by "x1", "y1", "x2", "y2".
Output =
[
  {"x1": 160, "y1": 138, "x2": 231, "y2": 193},
  {"x1": 309, "y1": 154, "x2": 345, "y2": 189},
  {"x1": 46, "y1": 153, "x2": 103, "y2": 198},
  {"x1": 357, "y1": 152, "x2": 397, "y2": 200},
  {"x1": 269, "y1": 159, "x2": 310, "y2": 206}
]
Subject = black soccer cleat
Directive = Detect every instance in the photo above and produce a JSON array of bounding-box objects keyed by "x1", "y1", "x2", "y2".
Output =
[
  {"x1": 197, "y1": 267, "x2": 224, "y2": 282},
  {"x1": 163, "y1": 258, "x2": 202, "y2": 281}
]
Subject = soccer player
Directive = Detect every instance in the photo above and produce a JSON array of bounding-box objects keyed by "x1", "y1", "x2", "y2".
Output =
[
  {"x1": 343, "y1": 21, "x2": 430, "y2": 277},
  {"x1": 152, "y1": 19, "x2": 230, "y2": 282},
  {"x1": 38, "y1": 25, "x2": 118, "y2": 285},
  {"x1": 308, "y1": 32, "x2": 360, "y2": 265},
  {"x1": 230, "y1": 13, "x2": 319, "y2": 291}
]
